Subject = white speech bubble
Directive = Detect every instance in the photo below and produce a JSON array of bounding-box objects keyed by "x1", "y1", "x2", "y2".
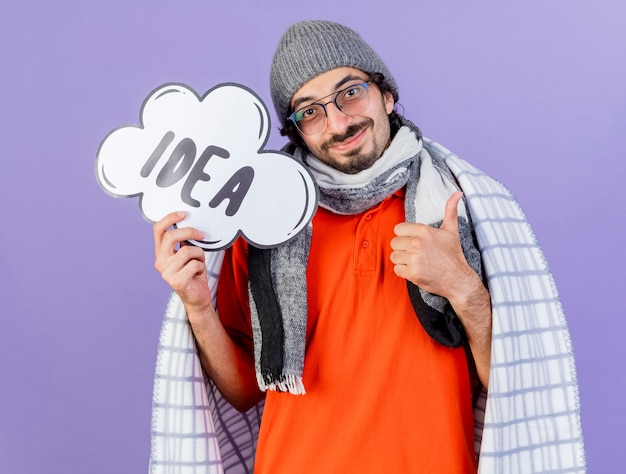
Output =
[{"x1": 96, "y1": 83, "x2": 318, "y2": 250}]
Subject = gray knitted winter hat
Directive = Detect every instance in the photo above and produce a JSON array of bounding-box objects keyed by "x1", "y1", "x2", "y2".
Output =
[{"x1": 270, "y1": 20, "x2": 398, "y2": 124}]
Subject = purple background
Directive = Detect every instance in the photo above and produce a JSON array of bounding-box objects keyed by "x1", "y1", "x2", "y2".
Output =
[{"x1": 1, "y1": 1, "x2": 624, "y2": 472}]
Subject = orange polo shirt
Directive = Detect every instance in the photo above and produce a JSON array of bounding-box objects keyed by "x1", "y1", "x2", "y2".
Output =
[{"x1": 217, "y1": 189, "x2": 476, "y2": 473}]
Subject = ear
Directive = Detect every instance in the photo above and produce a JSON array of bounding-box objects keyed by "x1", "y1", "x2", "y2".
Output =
[{"x1": 383, "y1": 90, "x2": 394, "y2": 114}]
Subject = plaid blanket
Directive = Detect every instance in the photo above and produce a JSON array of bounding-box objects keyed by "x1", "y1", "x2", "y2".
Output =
[{"x1": 148, "y1": 139, "x2": 586, "y2": 473}]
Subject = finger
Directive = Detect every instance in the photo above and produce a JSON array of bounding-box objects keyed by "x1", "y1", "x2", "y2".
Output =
[
  {"x1": 393, "y1": 222, "x2": 428, "y2": 239},
  {"x1": 153, "y1": 211, "x2": 187, "y2": 254},
  {"x1": 389, "y1": 247, "x2": 410, "y2": 265},
  {"x1": 441, "y1": 191, "x2": 463, "y2": 234},
  {"x1": 159, "y1": 244, "x2": 206, "y2": 282},
  {"x1": 158, "y1": 226, "x2": 205, "y2": 259},
  {"x1": 390, "y1": 234, "x2": 418, "y2": 253},
  {"x1": 162, "y1": 258, "x2": 208, "y2": 292},
  {"x1": 171, "y1": 243, "x2": 206, "y2": 271}
]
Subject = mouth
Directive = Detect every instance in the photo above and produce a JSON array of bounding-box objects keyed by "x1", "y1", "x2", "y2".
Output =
[
  {"x1": 331, "y1": 128, "x2": 366, "y2": 152},
  {"x1": 325, "y1": 123, "x2": 369, "y2": 153}
]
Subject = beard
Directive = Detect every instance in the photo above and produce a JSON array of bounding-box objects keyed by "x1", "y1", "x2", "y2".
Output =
[{"x1": 318, "y1": 119, "x2": 382, "y2": 174}]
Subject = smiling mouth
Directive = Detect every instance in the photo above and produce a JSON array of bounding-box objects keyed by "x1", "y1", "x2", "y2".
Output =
[
  {"x1": 323, "y1": 121, "x2": 371, "y2": 153},
  {"x1": 331, "y1": 128, "x2": 366, "y2": 150}
]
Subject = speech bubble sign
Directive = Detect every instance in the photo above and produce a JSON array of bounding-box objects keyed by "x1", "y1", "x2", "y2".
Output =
[{"x1": 96, "y1": 83, "x2": 318, "y2": 250}]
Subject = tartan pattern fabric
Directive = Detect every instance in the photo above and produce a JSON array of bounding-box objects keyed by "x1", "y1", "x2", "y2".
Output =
[
  {"x1": 149, "y1": 251, "x2": 262, "y2": 474},
  {"x1": 148, "y1": 140, "x2": 586, "y2": 473},
  {"x1": 433, "y1": 139, "x2": 586, "y2": 473}
]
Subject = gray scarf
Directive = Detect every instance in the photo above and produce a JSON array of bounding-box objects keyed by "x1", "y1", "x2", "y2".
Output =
[{"x1": 248, "y1": 121, "x2": 483, "y2": 394}]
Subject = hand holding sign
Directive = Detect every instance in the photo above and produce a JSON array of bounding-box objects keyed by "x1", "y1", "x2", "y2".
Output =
[{"x1": 96, "y1": 83, "x2": 318, "y2": 250}]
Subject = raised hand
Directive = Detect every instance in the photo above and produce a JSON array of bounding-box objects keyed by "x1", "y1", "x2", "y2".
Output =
[
  {"x1": 153, "y1": 211, "x2": 213, "y2": 313},
  {"x1": 390, "y1": 191, "x2": 492, "y2": 386},
  {"x1": 390, "y1": 191, "x2": 475, "y2": 301},
  {"x1": 153, "y1": 211, "x2": 263, "y2": 408}
]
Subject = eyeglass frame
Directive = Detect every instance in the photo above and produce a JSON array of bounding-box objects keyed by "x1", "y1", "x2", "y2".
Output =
[{"x1": 287, "y1": 79, "x2": 374, "y2": 135}]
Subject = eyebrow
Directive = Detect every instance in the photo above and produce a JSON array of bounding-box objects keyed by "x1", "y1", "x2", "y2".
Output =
[{"x1": 291, "y1": 73, "x2": 368, "y2": 112}]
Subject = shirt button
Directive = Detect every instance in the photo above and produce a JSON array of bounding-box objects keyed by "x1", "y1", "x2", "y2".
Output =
[
  {"x1": 365, "y1": 214, "x2": 372, "y2": 221},
  {"x1": 361, "y1": 240, "x2": 370, "y2": 248}
]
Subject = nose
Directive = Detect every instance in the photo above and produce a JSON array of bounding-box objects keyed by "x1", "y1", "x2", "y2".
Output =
[{"x1": 324, "y1": 102, "x2": 353, "y2": 133}]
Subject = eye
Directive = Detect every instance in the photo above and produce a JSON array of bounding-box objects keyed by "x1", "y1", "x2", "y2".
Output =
[
  {"x1": 296, "y1": 105, "x2": 322, "y2": 122},
  {"x1": 341, "y1": 84, "x2": 365, "y2": 101}
]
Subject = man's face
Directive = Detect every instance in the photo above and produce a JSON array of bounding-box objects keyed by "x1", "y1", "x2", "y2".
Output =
[{"x1": 290, "y1": 67, "x2": 395, "y2": 174}]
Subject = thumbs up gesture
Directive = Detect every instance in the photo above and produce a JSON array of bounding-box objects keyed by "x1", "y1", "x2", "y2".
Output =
[
  {"x1": 390, "y1": 191, "x2": 474, "y2": 301},
  {"x1": 391, "y1": 190, "x2": 492, "y2": 386}
]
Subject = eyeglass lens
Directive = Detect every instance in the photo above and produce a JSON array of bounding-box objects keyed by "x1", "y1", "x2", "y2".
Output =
[{"x1": 292, "y1": 83, "x2": 370, "y2": 135}]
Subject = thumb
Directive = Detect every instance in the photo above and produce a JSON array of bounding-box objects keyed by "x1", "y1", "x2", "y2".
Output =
[{"x1": 441, "y1": 191, "x2": 463, "y2": 233}]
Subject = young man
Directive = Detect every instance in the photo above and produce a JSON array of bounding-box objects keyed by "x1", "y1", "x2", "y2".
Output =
[{"x1": 153, "y1": 20, "x2": 583, "y2": 474}]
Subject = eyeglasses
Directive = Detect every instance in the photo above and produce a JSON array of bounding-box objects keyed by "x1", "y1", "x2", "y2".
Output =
[{"x1": 288, "y1": 81, "x2": 372, "y2": 135}]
